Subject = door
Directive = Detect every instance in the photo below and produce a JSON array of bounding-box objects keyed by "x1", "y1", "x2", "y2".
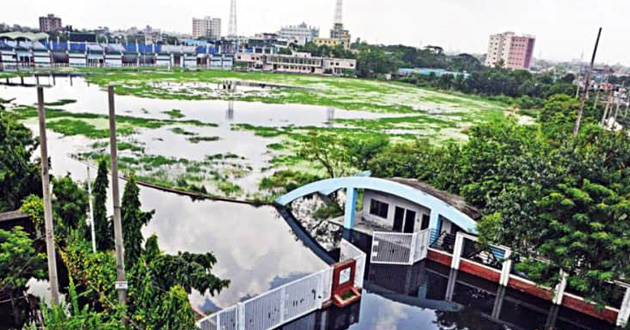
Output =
[
  {"x1": 404, "y1": 210, "x2": 416, "y2": 233},
  {"x1": 421, "y1": 214, "x2": 430, "y2": 230},
  {"x1": 393, "y1": 207, "x2": 405, "y2": 232}
]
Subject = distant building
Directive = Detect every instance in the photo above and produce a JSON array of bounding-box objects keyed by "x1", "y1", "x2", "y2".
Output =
[
  {"x1": 192, "y1": 17, "x2": 222, "y2": 39},
  {"x1": 39, "y1": 14, "x2": 62, "y2": 32},
  {"x1": 313, "y1": 37, "x2": 350, "y2": 50},
  {"x1": 278, "y1": 23, "x2": 319, "y2": 46},
  {"x1": 234, "y1": 52, "x2": 356, "y2": 75},
  {"x1": 485, "y1": 32, "x2": 535, "y2": 70}
]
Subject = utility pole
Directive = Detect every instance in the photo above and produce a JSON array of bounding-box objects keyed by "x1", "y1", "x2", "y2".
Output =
[
  {"x1": 108, "y1": 85, "x2": 128, "y2": 308},
  {"x1": 573, "y1": 27, "x2": 602, "y2": 137},
  {"x1": 37, "y1": 87, "x2": 60, "y2": 305},
  {"x1": 600, "y1": 89, "x2": 614, "y2": 127},
  {"x1": 86, "y1": 166, "x2": 96, "y2": 253},
  {"x1": 593, "y1": 88, "x2": 601, "y2": 110}
]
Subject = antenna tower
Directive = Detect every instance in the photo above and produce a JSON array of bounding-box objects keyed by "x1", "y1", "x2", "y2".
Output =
[
  {"x1": 334, "y1": 0, "x2": 343, "y2": 25},
  {"x1": 228, "y1": 0, "x2": 237, "y2": 37}
]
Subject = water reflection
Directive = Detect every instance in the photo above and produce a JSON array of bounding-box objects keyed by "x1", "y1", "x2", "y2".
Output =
[
  {"x1": 357, "y1": 261, "x2": 616, "y2": 330},
  {"x1": 138, "y1": 188, "x2": 326, "y2": 311}
]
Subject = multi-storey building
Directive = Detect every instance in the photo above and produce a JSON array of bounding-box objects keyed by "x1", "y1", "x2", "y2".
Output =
[
  {"x1": 278, "y1": 23, "x2": 319, "y2": 46},
  {"x1": 485, "y1": 32, "x2": 535, "y2": 70},
  {"x1": 39, "y1": 14, "x2": 62, "y2": 32},
  {"x1": 192, "y1": 17, "x2": 222, "y2": 40}
]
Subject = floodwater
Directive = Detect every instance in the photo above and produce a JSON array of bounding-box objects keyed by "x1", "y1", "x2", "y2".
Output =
[
  {"x1": 279, "y1": 261, "x2": 616, "y2": 330},
  {"x1": 0, "y1": 78, "x2": 617, "y2": 329},
  {"x1": 1, "y1": 77, "x2": 399, "y2": 195}
]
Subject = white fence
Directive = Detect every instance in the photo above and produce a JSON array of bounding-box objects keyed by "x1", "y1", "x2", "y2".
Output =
[
  {"x1": 198, "y1": 240, "x2": 366, "y2": 330},
  {"x1": 370, "y1": 229, "x2": 430, "y2": 265},
  {"x1": 340, "y1": 239, "x2": 367, "y2": 289}
]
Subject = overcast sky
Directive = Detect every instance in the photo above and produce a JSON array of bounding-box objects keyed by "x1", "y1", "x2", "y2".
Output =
[{"x1": 2, "y1": 0, "x2": 629, "y2": 65}]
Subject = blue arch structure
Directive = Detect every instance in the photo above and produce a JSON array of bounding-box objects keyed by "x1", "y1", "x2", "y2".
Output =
[{"x1": 275, "y1": 177, "x2": 477, "y2": 234}]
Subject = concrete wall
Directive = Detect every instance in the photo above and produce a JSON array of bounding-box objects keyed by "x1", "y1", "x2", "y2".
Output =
[{"x1": 362, "y1": 190, "x2": 431, "y2": 232}]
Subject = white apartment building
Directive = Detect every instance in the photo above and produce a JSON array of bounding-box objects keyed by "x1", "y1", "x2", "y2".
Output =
[
  {"x1": 278, "y1": 23, "x2": 319, "y2": 46},
  {"x1": 192, "y1": 17, "x2": 222, "y2": 40}
]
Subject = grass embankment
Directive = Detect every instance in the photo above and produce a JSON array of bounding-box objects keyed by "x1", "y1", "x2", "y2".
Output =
[{"x1": 83, "y1": 68, "x2": 510, "y2": 114}]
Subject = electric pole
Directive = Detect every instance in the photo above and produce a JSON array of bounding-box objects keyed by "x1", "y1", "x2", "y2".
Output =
[
  {"x1": 86, "y1": 166, "x2": 96, "y2": 253},
  {"x1": 573, "y1": 27, "x2": 602, "y2": 137},
  {"x1": 36, "y1": 87, "x2": 60, "y2": 305},
  {"x1": 108, "y1": 85, "x2": 128, "y2": 308}
]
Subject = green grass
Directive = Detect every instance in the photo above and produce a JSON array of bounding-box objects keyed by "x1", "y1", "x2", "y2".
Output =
[
  {"x1": 82, "y1": 68, "x2": 510, "y2": 114},
  {"x1": 267, "y1": 143, "x2": 285, "y2": 151},
  {"x1": 11, "y1": 106, "x2": 217, "y2": 139},
  {"x1": 162, "y1": 109, "x2": 185, "y2": 119},
  {"x1": 44, "y1": 99, "x2": 77, "y2": 106},
  {"x1": 170, "y1": 127, "x2": 198, "y2": 136}
]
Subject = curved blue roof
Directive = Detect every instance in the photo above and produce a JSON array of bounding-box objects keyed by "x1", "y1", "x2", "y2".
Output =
[{"x1": 275, "y1": 176, "x2": 478, "y2": 234}]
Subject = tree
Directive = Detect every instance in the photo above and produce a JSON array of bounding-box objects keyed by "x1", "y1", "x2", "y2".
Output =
[
  {"x1": 121, "y1": 173, "x2": 154, "y2": 269},
  {"x1": 93, "y1": 160, "x2": 114, "y2": 251},
  {"x1": 299, "y1": 132, "x2": 352, "y2": 178},
  {"x1": 52, "y1": 174, "x2": 89, "y2": 237},
  {"x1": 143, "y1": 235, "x2": 229, "y2": 296},
  {"x1": 0, "y1": 226, "x2": 46, "y2": 325},
  {"x1": 0, "y1": 110, "x2": 41, "y2": 212},
  {"x1": 299, "y1": 132, "x2": 389, "y2": 178},
  {"x1": 129, "y1": 259, "x2": 196, "y2": 330}
]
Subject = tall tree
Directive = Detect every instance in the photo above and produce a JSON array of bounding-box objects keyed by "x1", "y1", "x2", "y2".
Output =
[
  {"x1": 52, "y1": 174, "x2": 89, "y2": 237},
  {"x1": 93, "y1": 160, "x2": 114, "y2": 251},
  {"x1": 121, "y1": 173, "x2": 154, "y2": 269}
]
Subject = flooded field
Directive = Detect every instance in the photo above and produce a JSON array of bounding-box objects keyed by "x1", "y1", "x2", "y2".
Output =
[{"x1": 2, "y1": 74, "x2": 607, "y2": 330}]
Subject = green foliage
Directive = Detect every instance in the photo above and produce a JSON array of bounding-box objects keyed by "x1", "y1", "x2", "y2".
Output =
[
  {"x1": 0, "y1": 226, "x2": 46, "y2": 325},
  {"x1": 259, "y1": 170, "x2": 325, "y2": 197},
  {"x1": 143, "y1": 235, "x2": 230, "y2": 296},
  {"x1": 20, "y1": 195, "x2": 45, "y2": 235},
  {"x1": 93, "y1": 160, "x2": 114, "y2": 251},
  {"x1": 52, "y1": 174, "x2": 89, "y2": 236},
  {"x1": 539, "y1": 94, "x2": 582, "y2": 137},
  {"x1": 129, "y1": 259, "x2": 196, "y2": 330},
  {"x1": 368, "y1": 111, "x2": 630, "y2": 306},
  {"x1": 298, "y1": 131, "x2": 389, "y2": 178},
  {"x1": 0, "y1": 110, "x2": 41, "y2": 212},
  {"x1": 60, "y1": 230, "x2": 118, "y2": 310},
  {"x1": 121, "y1": 173, "x2": 155, "y2": 269},
  {"x1": 35, "y1": 278, "x2": 124, "y2": 330}
]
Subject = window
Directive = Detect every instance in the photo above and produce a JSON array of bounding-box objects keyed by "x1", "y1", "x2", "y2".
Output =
[{"x1": 369, "y1": 199, "x2": 389, "y2": 219}]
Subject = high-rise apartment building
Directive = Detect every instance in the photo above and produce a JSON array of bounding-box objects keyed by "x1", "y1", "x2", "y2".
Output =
[
  {"x1": 278, "y1": 23, "x2": 319, "y2": 45},
  {"x1": 192, "y1": 17, "x2": 222, "y2": 40},
  {"x1": 485, "y1": 32, "x2": 535, "y2": 70},
  {"x1": 39, "y1": 14, "x2": 62, "y2": 32}
]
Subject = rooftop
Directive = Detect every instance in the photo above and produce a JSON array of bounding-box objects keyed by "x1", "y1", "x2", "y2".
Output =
[{"x1": 386, "y1": 177, "x2": 481, "y2": 220}]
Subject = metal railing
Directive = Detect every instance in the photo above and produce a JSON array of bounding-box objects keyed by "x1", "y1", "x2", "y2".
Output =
[
  {"x1": 371, "y1": 229, "x2": 430, "y2": 265},
  {"x1": 429, "y1": 229, "x2": 456, "y2": 254},
  {"x1": 198, "y1": 239, "x2": 365, "y2": 330}
]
